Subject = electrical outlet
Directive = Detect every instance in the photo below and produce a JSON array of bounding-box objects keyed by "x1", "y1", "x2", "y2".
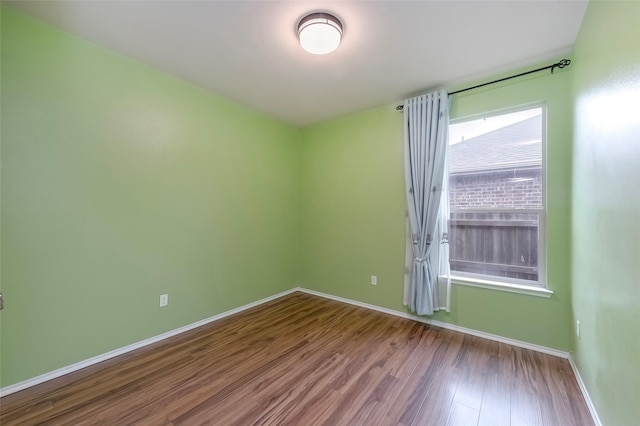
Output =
[
  {"x1": 576, "y1": 320, "x2": 581, "y2": 339},
  {"x1": 371, "y1": 275, "x2": 377, "y2": 286},
  {"x1": 160, "y1": 294, "x2": 169, "y2": 307}
]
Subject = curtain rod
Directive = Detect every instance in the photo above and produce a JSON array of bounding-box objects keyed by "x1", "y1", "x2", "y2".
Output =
[{"x1": 395, "y1": 58, "x2": 571, "y2": 111}]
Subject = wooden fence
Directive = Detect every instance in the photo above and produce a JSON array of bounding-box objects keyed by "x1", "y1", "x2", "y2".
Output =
[{"x1": 449, "y1": 211, "x2": 539, "y2": 282}]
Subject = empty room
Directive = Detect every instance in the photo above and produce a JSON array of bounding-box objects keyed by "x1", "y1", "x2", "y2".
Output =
[{"x1": 0, "y1": 1, "x2": 638, "y2": 425}]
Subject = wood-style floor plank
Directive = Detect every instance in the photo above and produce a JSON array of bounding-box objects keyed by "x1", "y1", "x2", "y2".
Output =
[
  {"x1": 446, "y1": 401, "x2": 480, "y2": 426},
  {"x1": 477, "y1": 373, "x2": 511, "y2": 426},
  {"x1": 0, "y1": 292, "x2": 594, "y2": 425}
]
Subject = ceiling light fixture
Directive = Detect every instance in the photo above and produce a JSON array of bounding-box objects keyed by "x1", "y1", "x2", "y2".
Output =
[{"x1": 297, "y1": 12, "x2": 343, "y2": 55}]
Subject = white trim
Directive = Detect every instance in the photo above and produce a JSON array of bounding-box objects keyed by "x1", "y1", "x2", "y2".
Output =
[
  {"x1": 296, "y1": 287, "x2": 567, "y2": 358},
  {"x1": 568, "y1": 354, "x2": 603, "y2": 426},
  {"x1": 0, "y1": 288, "x2": 298, "y2": 397},
  {"x1": 429, "y1": 318, "x2": 567, "y2": 358},
  {"x1": 452, "y1": 275, "x2": 554, "y2": 298},
  {"x1": 297, "y1": 287, "x2": 429, "y2": 324}
]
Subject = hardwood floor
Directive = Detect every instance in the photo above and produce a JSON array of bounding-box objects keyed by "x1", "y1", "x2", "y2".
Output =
[{"x1": 0, "y1": 292, "x2": 593, "y2": 425}]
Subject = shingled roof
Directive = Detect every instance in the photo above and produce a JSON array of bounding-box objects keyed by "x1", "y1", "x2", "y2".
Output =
[{"x1": 449, "y1": 115, "x2": 542, "y2": 174}]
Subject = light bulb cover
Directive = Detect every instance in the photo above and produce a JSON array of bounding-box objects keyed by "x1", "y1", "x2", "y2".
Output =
[{"x1": 298, "y1": 12, "x2": 343, "y2": 55}]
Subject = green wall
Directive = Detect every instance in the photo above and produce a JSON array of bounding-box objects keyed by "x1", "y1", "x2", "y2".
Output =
[
  {"x1": 301, "y1": 63, "x2": 574, "y2": 351},
  {"x1": 0, "y1": 8, "x2": 301, "y2": 387},
  {"x1": 571, "y1": 1, "x2": 640, "y2": 424}
]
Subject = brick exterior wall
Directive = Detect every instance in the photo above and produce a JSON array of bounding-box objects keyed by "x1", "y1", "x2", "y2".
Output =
[{"x1": 449, "y1": 167, "x2": 542, "y2": 209}]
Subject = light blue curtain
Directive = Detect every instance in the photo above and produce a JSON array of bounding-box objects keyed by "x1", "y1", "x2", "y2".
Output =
[{"x1": 403, "y1": 90, "x2": 450, "y2": 315}]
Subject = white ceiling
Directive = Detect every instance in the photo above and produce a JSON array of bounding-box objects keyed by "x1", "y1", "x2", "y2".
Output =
[{"x1": 5, "y1": 1, "x2": 588, "y2": 127}]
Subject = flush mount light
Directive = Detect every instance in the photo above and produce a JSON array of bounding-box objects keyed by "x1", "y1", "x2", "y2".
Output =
[{"x1": 297, "y1": 12, "x2": 343, "y2": 55}]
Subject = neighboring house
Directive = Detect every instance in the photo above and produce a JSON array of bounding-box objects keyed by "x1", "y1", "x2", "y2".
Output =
[
  {"x1": 448, "y1": 115, "x2": 542, "y2": 283},
  {"x1": 449, "y1": 115, "x2": 542, "y2": 210}
]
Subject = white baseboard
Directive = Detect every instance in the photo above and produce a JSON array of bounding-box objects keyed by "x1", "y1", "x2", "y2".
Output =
[
  {"x1": 568, "y1": 354, "x2": 603, "y2": 426},
  {"x1": 296, "y1": 287, "x2": 429, "y2": 323},
  {"x1": 296, "y1": 287, "x2": 569, "y2": 359},
  {"x1": 427, "y1": 319, "x2": 569, "y2": 359},
  {"x1": 0, "y1": 288, "x2": 297, "y2": 397}
]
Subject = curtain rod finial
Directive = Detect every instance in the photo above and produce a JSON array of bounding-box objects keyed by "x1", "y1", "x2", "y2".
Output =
[{"x1": 551, "y1": 58, "x2": 571, "y2": 74}]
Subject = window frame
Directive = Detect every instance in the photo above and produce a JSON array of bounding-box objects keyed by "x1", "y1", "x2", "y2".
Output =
[{"x1": 447, "y1": 104, "x2": 550, "y2": 296}]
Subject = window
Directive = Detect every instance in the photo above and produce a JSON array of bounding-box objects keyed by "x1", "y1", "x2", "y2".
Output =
[{"x1": 448, "y1": 106, "x2": 546, "y2": 288}]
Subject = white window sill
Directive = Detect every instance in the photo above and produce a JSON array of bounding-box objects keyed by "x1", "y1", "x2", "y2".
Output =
[{"x1": 451, "y1": 276, "x2": 553, "y2": 298}]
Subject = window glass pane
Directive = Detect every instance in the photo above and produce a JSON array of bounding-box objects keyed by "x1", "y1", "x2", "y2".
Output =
[
  {"x1": 450, "y1": 108, "x2": 542, "y2": 210},
  {"x1": 449, "y1": 212, "x2": 539, "y2": 282},
  {"x1": 449, "y1": 107, "x2": 543, "y2": 285}
]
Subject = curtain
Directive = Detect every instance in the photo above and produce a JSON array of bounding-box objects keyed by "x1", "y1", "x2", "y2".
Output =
[{"x1": 402, "y1": 90, "x2": 450, "y2": 315}]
